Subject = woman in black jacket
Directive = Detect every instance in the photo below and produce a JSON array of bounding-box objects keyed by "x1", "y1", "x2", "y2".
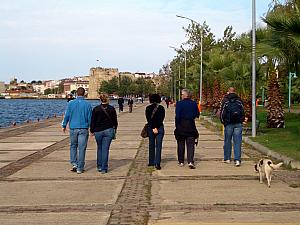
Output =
[
  {"x1": 90, "y1": 93, "x2": 118, "y2": 173},
  {"x1": 145, "y1": 94, "x2": 165, "y2": 170}
]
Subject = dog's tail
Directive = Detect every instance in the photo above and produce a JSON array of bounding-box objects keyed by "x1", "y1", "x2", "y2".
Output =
[{"x1": 269, "y1": 161, "x2": 283, "y2": 170}]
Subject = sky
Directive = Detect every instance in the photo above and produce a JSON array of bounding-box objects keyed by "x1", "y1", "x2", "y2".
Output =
[{"x1": 0, "y1": 0, "x2": 271, "y2": 83}]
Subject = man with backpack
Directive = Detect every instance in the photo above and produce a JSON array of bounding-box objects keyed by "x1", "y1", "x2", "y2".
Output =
[{"x1": 220, "y1": 87, "x2": 245, "y2": 167}]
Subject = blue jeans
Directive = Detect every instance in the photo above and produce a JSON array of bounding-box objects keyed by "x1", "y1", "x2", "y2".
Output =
[
  {"x1": 94, "y1": 128, "x2": 114, "y2": 172},
  {"x1": 148, "y1": 126, "x2": 164, "y2": 166},
  {"x1": 224, "y1": 123, "x2": 243, "y2": 161},
  {"x1": 69, "y1": 129, "x2": 89, "y2": 171}
]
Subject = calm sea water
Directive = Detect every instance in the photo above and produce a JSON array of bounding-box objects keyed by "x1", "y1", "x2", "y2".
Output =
[{"x1": 0, "y1": 99, "x2": 118, "y2": 128}]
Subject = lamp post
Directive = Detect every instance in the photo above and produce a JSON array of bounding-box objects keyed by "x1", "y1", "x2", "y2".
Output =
[
  {"x1": 251, "y1": 0, "x2": 256, "y2": 137},
  {"x1": 170, "y1": 46, "x2": 184, "y2": 100},
  {"x1": 170, "y1": 46, "x2": 187, "y2": 88},
  {"x1": 184, "y1": 49, "x2": 187, "y2": 87},
  {"x1": 288, "y1": 72, "x2": 297, "y2": 112},
  {"x1": 176, "y1": 15, "x2": 203, "y2": 111}
]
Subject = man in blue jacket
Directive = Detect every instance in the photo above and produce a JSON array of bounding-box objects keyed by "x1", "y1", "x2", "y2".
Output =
[
  {"x1": 62, "y1": 87, "x2": 92, "y2": 174},
  {"x1": 175, "y1": 89, "x2": 200, "y2": 169}
]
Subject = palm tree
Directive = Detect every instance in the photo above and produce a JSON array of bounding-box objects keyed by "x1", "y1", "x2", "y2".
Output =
[
  {"x1": 260, "y1": 0, "x2": 300, "y2": 127},
  {"x1": 267, "y1": 71, "x2": 285, "y2": 128}
]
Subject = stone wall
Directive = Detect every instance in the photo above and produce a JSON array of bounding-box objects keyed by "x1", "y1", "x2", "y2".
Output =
[{"x1": 88, "y1": 67, "x2": 119, "y2": 99}]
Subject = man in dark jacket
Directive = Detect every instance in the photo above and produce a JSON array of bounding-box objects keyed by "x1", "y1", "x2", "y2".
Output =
[
  {"x1": 175, "y1": 89, "x2": 199, "y2": 169},
  {"x1": 220, "y1": 87, "x2": 245, "y2": 167},
  {"x1": 128, "y1": 97, "x2": 134, "y2": 113},
  {"x1": 118, "y1": 97, "x2": 124, "y2": 112}
]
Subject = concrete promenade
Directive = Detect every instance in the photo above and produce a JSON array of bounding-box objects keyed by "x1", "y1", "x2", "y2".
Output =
[{"x1": 0, "y1": 103, "x2": 299, "y2": 224}]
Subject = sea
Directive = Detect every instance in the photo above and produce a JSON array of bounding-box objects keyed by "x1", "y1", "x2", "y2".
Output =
[{"x1": 0, "y1": 99, "x2": 119, "y2": 128}]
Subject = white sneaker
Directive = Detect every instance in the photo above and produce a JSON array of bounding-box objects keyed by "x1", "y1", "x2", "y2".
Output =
[
  {"x1": 77, "y1": 170, "x2": 83, "y2": 174},
  {"x1": 223, "y1": 160, "x2": 231, "y2": 164},
  {"x1": 235, "y1": 161, "x2": 241, "y2": 167},
  {"x1": 188, "y1": 162, "x2": 196, "y2": 169},
  {"x1": 178, "y1": 162, "x2": 184, "y2": 167}
]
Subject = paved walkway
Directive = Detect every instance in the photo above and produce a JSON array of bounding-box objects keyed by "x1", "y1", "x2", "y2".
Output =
[{"x1": 0, "y1": 103, "x2": 299, "y2": 225}]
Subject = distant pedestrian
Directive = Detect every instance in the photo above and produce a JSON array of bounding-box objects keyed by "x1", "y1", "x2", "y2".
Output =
[
  {"x1": 165, "y1": 97, "x2": 171, "y2": 108},
  {"x1": 118, "y1": 96, "x2": 124, "y2": 112},
  {"x1": 174, "y1": 89, "x2": 199, "y2": 169},
  {"x1": 62, "y1": 87, "x2": 92, "y2": 174},
  {"x1": 128, "y1": 97, "x2": 134, "y2": 113},
  {"x1": 146, "y1": 94, "x2": 165, "y2": 170},
  {"x1": 90, "y1": 93, "x2": 118, "y2": 173},
  {"x1": 67, "y1": 94, "x2": 74, "y2": 102},
  {"x1": 220, "y1": 87, "x2": 245, "y2": 167}
]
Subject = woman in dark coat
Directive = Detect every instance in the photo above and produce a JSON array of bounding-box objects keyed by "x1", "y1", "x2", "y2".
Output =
[{"x1": 145, "y1": 94, "x2": 165, "y2": 170}]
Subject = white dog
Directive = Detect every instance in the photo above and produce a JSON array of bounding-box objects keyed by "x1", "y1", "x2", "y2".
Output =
[{"x1": 254, "y1": 159, "x2": 283, "y2": 188}]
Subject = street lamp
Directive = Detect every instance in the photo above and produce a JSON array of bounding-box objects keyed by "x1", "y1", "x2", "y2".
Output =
[
  {"x1": 288, "y1": 72, "x2": 297, "y2": 112},
  {"x1": 251, "y1": 0, "x2": 256, "y2": 137},
  {"x1": 169, "y1": 46, "x2": 187, "y2": 88},
  {"x1": 176, "y1": 14, "x2": 203, "y2": 111},
  {"x1": 169, "y1": 46, "x2": 186, "y2": 100}
]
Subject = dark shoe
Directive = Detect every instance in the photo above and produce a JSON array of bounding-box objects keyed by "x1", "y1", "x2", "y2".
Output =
[
  {"x1": 148, "y1": 164, "x2": 154, "y2": 167},
  {"x1": 70, "y1": 166, "x2": 77, "y2": 172},
  {"x1": 188, "y1": 162, "x2": 196, "y2": 169},
  {"x1": 155, "y1": 164, "x2": 161, "y2": 170},
  {"x1": 101, "y1": 170, "x2": 107, "y2": 174}
]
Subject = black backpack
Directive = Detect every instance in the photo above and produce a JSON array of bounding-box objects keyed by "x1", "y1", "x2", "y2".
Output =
[{"x1": 225, "y1": 98, "x2": 243, "y2": 124}]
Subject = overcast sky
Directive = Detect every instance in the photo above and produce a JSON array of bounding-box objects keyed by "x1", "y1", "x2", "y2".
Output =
[{"x1": 0, "y1": 0, "x2": 270, "y2": 83}]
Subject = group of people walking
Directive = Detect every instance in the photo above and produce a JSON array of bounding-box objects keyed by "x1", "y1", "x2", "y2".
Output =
[
  {"x1": 117, "y1": 96, "x2": 134, "y2": 113},
  {"x1": 62, "y1": 86, "x2": 245, "y2": 174},
  {"x1": 62, "y1": 88, "x2": 117, "y2": 174}
]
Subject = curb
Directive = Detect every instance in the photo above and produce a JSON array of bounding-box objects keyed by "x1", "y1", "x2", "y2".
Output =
[
  {"x1": 201, "y1": 115, "x2": 300, "y2": 170},
  {"x1": 244, "y1": 137, "x2": 300, "y2": 169}
]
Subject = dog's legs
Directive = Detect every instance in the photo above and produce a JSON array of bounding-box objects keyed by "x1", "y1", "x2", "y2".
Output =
[
  {"x1": 259, "y1": 170, "x2": 263, "y2": 184},
  {"x1": 266, "y1": 170, "x2": 271, "y2": 188}
]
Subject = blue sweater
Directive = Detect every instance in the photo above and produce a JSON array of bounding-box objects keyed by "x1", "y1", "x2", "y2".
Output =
[
  {"x1": 62, "y1": 96, "x2": 92, "y2": 129},
  {"x1": 175, "y1": 99, "x2": 200, "y2": 126}
]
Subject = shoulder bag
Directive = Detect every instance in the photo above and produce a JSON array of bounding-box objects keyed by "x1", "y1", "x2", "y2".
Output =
[{"x1": 141, "y1": 104, "x2": 159, "y2": 138}]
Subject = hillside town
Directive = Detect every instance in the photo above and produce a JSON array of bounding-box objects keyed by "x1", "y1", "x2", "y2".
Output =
[{"x1": 0, "y1": 67, "x2": 166, "y2": 99}]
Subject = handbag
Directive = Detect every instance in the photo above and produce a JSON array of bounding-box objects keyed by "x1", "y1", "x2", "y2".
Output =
[
  {"x1": 141, "y1": 124, "x2": 148, "y2": 138},
  {"x1": 140, "y1": 104, "x2": 159, "y2": 138}
]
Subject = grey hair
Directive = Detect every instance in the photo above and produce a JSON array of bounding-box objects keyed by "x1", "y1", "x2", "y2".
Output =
[{"x1": 181, "y1": 89, "x2": 192, "y2": 98}]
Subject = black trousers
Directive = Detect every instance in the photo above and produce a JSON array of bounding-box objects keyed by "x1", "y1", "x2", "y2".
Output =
[
  {"x1": 119, "y1": 104, "x2": 123, "y2": 112},
  {"x1": 177, "y1": 136, "x2": 195, "y2": 164}
]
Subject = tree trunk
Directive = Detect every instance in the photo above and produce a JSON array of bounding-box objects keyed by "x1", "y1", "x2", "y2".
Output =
[{"x1": 267, "y1": 71, "x2": 285, "y2": 128}]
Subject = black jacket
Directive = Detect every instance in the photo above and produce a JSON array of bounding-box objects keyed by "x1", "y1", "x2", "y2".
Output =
[
  {"x1": 145, "y1": 104, "x2": 165, "y2": 129},
  {"x1": 90, "y1": 104, "x2": 118, "y2": 133}
]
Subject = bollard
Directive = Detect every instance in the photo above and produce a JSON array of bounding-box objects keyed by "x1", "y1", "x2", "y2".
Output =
[{"x1": 37, "y1": 118, "x2": 40, "y2": 122}]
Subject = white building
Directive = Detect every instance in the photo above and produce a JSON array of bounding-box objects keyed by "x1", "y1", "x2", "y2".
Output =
[{"x1": 32, "y1": 83, "x2": 46, "y2": 94}]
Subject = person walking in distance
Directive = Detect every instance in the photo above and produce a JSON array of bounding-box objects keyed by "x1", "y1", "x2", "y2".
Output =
[
  {"x1": 175, "y1": 89, "x2": 199, "y2": 169},
  {"x1": 146, "y1": 94, "x2": 165, "y2": 170},
  {"x1": 220, "y1": 87, "x2": 245, "y2": 167},
  {"x1": 128, "y1": 97, "x2": 134, "y2": 113},
  {"x1": 118, "y1": 96, "x2": 124, "y2": 112},
  {"x1": 62, "y1": 87, "x2": 92, "y2": 174},
  {"x1": 90, "y1": 93, "x2": 118, "y2": 174}
]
